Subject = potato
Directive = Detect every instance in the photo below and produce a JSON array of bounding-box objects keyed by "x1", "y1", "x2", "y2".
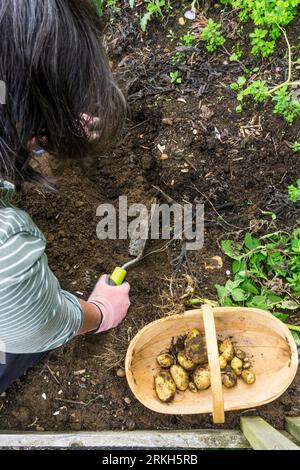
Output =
[
  {"x1": 185, "y1": 335, "x2": 208, "y2": 365},
  {"x1": 193, "y1": 367, "x2": 211, "y2": 390},
  {"x1": 241, "y1": 370, "x2": 256, "y2": 385},
  {"x1": 154, "y1": 371, "x2": 176, "y2": 403},
  {"x1": 177, "y1": 351, "x2": 195, "y2": 371},
  {"x1": 221, "y1": 368, "x2": 237, "y2": 388},
  {"x1": 219, "y1": 338, "x2": 235, "y2": 362},
  {"x1": 235, "y1": 349, "x2": 246, "y2": 360},
  {"x1": 188, "y1": 382, "x2": 198, "y2": 393},
  {"x1": 231, "y1": 357, "x2": 243, "y2": 376},
  {"x1": 170, "y1": 365, "x2": 189, "y2": 391},
  {"x1": 243, "y1": 361, "x2": 251, "y2": 370},
  {"x1": 156, "y1": 353, "x2": 174, "y2": 369},
  {"x1": 219, "y1": 355, "x2": 227, "y2": 369},
  {"x1": 185, "y1": 328, "x2": 201, "y2": 344}
]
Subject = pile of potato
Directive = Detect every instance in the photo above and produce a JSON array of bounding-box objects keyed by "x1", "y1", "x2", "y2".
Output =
[{"x1": 154, "y1": 329, "x2": 256, "y2": 403}]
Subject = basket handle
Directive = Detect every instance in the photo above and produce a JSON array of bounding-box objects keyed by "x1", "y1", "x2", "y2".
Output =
[{"x1": 202, "y1": 304, "x2": 225, "y2": 424}]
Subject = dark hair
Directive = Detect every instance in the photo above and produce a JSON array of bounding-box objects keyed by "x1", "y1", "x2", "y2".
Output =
[{"x1": 0, "y1": 0, "x2": 126, "y2": 189}]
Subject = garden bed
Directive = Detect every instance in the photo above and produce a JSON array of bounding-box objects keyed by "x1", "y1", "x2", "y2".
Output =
[{"x1": 0, "y1": 2, "x2": 299, "y2": 433}]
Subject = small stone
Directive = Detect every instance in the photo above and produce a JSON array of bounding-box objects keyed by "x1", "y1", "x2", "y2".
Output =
[
  {"x1": 116, "y1": 368, "x2": 126, "y2": 378},
  {"x1": 162, "y1": 118, "x2": 173, "y2": 126},
  {"x1": 74, "y1": 369, "x2": 86, "y2": 376},
  {"x1": 124, "y1": 397, "x2": 131, "y2": 405},
  {"x1": 70, "y1": 421, "x2": 82, "y2": 431},
  {"x1": 75, "y1": 201, "x2": 84, "y2": 208},
  {"x1": 141, "y1": 155, "x2": 155, "y2": 171},
  {"x1": 178, "y1": 17, "x2": 186, "y2": 26},
  {"x1": 36, "y1": 426, "x2": 45, "y2": 432},
  {"x1": 160, "y1": 154, "x2": 169, "y2": 161},
  {"x1": 126, "y1": 418, "x2": 136, "y2": 431},
  {"x1": 70, "y1": 413, "x2": 82, "y2": 431},
  {"x1": 41, "y1": 393, "x2": 47, "y2": 400}
]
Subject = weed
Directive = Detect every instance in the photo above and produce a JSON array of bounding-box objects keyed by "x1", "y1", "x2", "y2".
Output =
[
  {"x1": 140, "y1": 0, "x2": 171, "y2": 32},
  {"x1": 170, "y1": 70, "x2": 182, "y2": 85},
  {"x1": 292, "y1": 141, "x2": 300, "y2": 152},
  {"x1": 250, "y1": 28, "x2": 275, "y2": 57},
  {"x1": 220, "y1": 0, "x2": 300, "y2": 57},
  {"x1": 231, "y1": 78, "x2": 300, "y2": 123},
  {"x1": 288, "y1": 179, "x2": 300, "y2": 203},
  {"x1": 201, "y1": 19, "x2": 225, "y2": 52},
  {"x1": 229, "y1": 44, "x2": 243, "y2": 62},
  {"x1": 167, "y1": 29, "x2": 177, "y2": 42},
  {"x1": 272, "y1": 86, "x2": 300, "y2": 124},
  {"x1": 215, "y1": 230, "x2": 300, "y2": 342},
  {"x1": 180, "y1": 32, "x2": 195, "y2": 47},
  {"x1": 171, "y1": 51, "x2": 186, "y2": 65}
]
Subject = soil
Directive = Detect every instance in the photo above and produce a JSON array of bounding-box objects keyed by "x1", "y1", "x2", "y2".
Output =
[{"x1": 0, "y1": 3, "x2": 300, "y2": 433}]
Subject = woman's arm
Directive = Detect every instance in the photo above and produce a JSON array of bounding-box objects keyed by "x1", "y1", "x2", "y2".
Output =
[{"x1": 77, "y1": 300, "x2": 102, "y2": 335}]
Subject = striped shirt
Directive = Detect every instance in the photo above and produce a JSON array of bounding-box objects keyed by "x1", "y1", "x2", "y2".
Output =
[{"x1": 0, "y1": 180, "x2": 83, "y2": 354}]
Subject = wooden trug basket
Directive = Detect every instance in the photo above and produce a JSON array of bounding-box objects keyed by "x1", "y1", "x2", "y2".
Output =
[{"x1": 125, "y1": 306, "x2": 298, "y2": 424}]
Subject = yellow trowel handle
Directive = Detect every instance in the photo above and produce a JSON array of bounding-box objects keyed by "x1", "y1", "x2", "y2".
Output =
[{"x1": 109, "y1": 267, "x2": 128, "y2": 286}]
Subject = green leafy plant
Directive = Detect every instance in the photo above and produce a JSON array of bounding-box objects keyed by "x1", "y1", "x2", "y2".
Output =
[
  {"x1": 201, "y1": 19, "x2": 225, "y2": 52},
  {"x1": 171, "y1": 51, "x2": 186, "y2": 65},
  {"x1": 95, "y1": 0, "x2": 120, "y2": 15},
  {"x1": 231, "y1": 77, "x2": 269, "y2": 112},
  {"x1": 215, "y1": 230, "x2": 300, "y2": 343},
  {"x1": 170, "y1": 71, "x2": 182, "y2": 85},
  {"x1": 288, "y1": 179, "x2": 300, "y2": 203},
  {"x1": 272, "y1": 86, "x2": 300, "y2": 123},
  {"x1": 249, "y1": 28, "x2": 275, "y2": 57},
  {"x1": 140, "y1": 0, "x2": 171, "y2": 32},
  {"x1": 220, "y1": 0, "x2": 300, "y2": 57},
  {"x1": 292, "y1": 141, "x2": 300, "y2": 152},
  {"x1": 167, "y1": 29, "x2": 177, "y2": 42},
  {"x1": 95, "y1": 0, "x2": 172, "y2": 30},
  {"x1": 221, "y1": 1, "x2": 300, "y2": 124},
  {"x1": 180, "y1": 32, "x2": 195, "y2": 47},
  {"x1": 229, "y1": 44, "x2": 243, "y2": 62},
  {"x1": 231, "y1": 77, "x2": 300, "y2": 123}
]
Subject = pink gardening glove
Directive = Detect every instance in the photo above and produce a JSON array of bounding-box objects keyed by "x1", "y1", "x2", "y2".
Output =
[{"x1": 88, "y1": 275, "x2": 131, "y2": 333}]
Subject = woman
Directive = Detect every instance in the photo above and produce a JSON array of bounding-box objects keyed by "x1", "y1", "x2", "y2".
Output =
[{"x1": 0, "y1": 0, "x2": 131, "y2": 392}]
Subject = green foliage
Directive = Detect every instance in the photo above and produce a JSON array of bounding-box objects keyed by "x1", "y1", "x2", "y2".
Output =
[
  {"x1": 216, "y1": 230, "x2": 300, "y2": 342},
  {"x1": 230, "y1": 79, "x2": 300, "y2": 123},
  {"x1": 292, "y1": 141, "x2": 300, "y2": 152},
  {"x1": 169, "y1": 70, "x2": 182, "y2": 84},
  {"x1": 167, "y1": 29, "x2": 177, "y2": 42},
  {"x1": 272, "y1": 86, "x2": 300, "y2": 124},
  {"x1": 140, "y1": 0, "x2": 171, "y2": 32},
  {"x1": 288, "y1": 179, "x2": 300, "y2": 203},
  {"x1": 169, "y1": 31, "x2": 196, "y2": 80},
  {"x1": 95, "y1": 0, "x2": 120, "y2": 15},
  {"x1": 95, "y1": 0, "x2": 172, "y2": 30},
  {"x1": 201, "y1": 19, "x2": 225, "y2": 52},
  {"x1": 180, "y1": 32, "x2": 195, "y2": 47},
  {"x1": 220, "y1": 0, "x2": 300, "y2": 57},
  {"x1": 171, "y1": 51, "x2": 186, "y2": 65},
  {"x1": 231, "y1": 77, "x2": 269, "y2": 112},
  {"x1": 250, "y1": 28, "x2": 275, "y2": 57},
  {"x1": 229, "y1": 44, "x2": 243, "y2": 62}
]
